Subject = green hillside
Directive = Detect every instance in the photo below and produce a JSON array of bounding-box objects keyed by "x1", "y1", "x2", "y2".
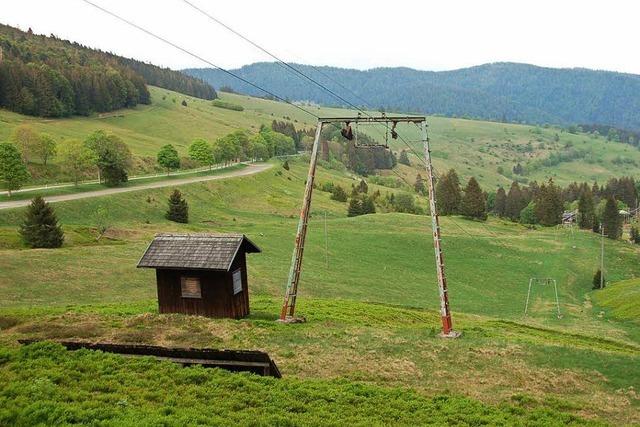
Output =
[
  {"x1": 1, "y1": 158, "x2": 639, "y2": 424},
  {"x1": 593, "y1": 278, "x2": 640, "y2": 321},
  {"x1": 2, "y1": 86, "x2": 640, "y2": 190}
]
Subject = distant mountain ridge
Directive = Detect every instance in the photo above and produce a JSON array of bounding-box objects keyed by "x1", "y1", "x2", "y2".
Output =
[{"x1": 184, "y1": 62, "x2": 640, "y2": 130}]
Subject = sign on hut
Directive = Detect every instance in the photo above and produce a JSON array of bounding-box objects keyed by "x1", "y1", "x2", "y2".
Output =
[{"x1": 137, "y1": 233, "x2": 261, "y2": 318}]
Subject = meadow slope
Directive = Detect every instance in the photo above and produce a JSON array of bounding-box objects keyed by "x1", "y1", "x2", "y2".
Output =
[
  {"x1": 0, "y1": 159, "x2": 639, "y2": 424},
  {"x1": 1, "y1": 86, "x2": 640, "y2": 189}
]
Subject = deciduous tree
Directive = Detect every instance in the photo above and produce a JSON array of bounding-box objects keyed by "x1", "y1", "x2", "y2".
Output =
[
  {"x1": 57, "y1": 139, "x2": 95, "y2": 185},
  {"x1": 188, "y1": 138, "x2": 214, "y2": 169},
  {"x1": 157, "y1": 144, "x2": 180, "y2": 175},
  {"x1": 85, "y1": 130, "x2": 132, "y2": 186},
  {"x1": 0, "y1": 142, "x2": 30, "y2": 196}
]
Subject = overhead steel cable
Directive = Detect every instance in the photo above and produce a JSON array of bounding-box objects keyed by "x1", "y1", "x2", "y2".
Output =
[
  {"x1": 179, "y1": 0, "x2": 428, "y2": 167},
  {"x1": 80, "y1": 0, "x2": 324, "y2": 122}
]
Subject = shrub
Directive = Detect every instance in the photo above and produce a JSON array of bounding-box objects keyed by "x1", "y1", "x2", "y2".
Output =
[
  {"x1": 330, "y1": 185, "x2": 348, "y2": 202},
  {"x1": 211, "y1": 100, "x2": 244, "y2": 111}
]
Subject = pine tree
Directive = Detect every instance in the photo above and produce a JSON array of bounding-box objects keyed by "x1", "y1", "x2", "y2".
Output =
[
  {"x1": 398, "y1": 150, "x2": 411, "y2": 166},
  {"x1": 505, "y1": 181, "x2": 526, "y2": 221},
  {"x1": 534, "y1": 179, "x2": 563, "y2": 226},
  {"x1": 347, "y1": 196, "x2": 362, "y2": 217},
  {"x1": 494, "y1": 187, "x2": 507, "y2": 217},
  {"x1": 166, "y1": 189, "x2": 189, "y2": 223},
  {"x1": 361, "y1": 195, "x2": 376, "y2": 214},
  {"x1": 577, "y1": 191, "x2": 595, "y2": 229},
  {"x1": 19, "y1": 196, "x2": 64, "y2": 248},
  {"x1": 330, "y1": 185, "x2": 348, "y2": 202},
  {"x1": 357, "y1": 179, "x2": 368, "y2": 194},
  {"x1": 414, "y1": 174, "x2": 426, "y2": 195},
  {"x1": 436, "y1": 169, "x2": 462, "y2": 215},
  {"x1": 461, "y1": 177, "x2": 487, "y2": 220},
  {"x1": 592, "y1": 269, "x2": 605, "y2": 290},
  {"x1": 602, "y1": 196, "x2": 622, "y2": 239}
]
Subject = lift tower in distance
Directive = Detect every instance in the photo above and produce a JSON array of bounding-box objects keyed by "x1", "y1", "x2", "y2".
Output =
[{"x1": 278, "y1": 115, "x2": 460, "y2": 338}]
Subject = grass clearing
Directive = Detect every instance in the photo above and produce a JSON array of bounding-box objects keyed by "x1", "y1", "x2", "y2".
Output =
[{"x1": 0, "y1": 153, "x2": 638, "y2": 424}]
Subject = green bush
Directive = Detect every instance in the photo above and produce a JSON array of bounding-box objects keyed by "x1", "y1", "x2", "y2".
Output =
[{"x1": 212, "y1": 100, "x2": 244, "y2": 111}]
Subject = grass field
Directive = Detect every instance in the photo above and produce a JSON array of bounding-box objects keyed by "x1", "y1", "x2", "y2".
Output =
[
  {"x1": 0, "y1": 158, "x2": 639, "y2": 424},
  {"x1": 593, "y1": 278, "x2": 640, "y2": 322},
  {"x1": 2, "y1": 87, "x2": 640, "y2": 189}
]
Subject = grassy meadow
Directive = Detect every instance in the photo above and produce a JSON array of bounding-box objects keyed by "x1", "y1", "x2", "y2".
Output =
[
  {"x1": 1, "y1": 158, "x2": 639, "y2": 424},
  {"x1": 2, "y1": 86, "x2": 640, "y2": 190}
]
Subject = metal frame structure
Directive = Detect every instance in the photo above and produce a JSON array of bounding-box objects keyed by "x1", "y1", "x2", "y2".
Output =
[
  {"x1": 524, "y1": 278, "x2": 562, "y2": 319},
  {"x1": 278, "y1": 115, "x2": 460, "y2": 338}
]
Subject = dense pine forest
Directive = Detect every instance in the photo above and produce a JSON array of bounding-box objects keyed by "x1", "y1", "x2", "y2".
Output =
[
  {"x1": 186, "y1": 62, "x2": 640, "y2": 131},
  {"x1": 0, "y1": 24, "x2": 215, "y2": 118}
]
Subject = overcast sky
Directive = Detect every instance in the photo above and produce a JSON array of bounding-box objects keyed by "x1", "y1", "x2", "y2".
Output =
[{"x1": 3, "y1": 0, "x2": 639, "y2": 74}]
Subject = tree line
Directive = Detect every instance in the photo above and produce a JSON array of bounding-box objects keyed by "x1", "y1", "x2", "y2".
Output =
[
  {"x1": 434, "y1": 169, "x2": 639, "y2": 241},
  {"x1": 0, "y1": 124, "x2": 297, "y2": 194},
  {"x1": 0, "y1": 24, "x2": 215, "y2": 118}
]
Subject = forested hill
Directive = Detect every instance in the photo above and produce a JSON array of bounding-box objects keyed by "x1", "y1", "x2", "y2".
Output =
[
  {"x1": 184, "y1": 62, "x2": 640, "y2": 131},
  {"x1": 0, "y1": 24, "x2": 216, "y2": 118}
]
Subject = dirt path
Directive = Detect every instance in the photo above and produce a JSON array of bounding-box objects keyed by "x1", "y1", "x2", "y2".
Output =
[{"x1": 0, "y1": 163, "x2": 273, "y2": 210}]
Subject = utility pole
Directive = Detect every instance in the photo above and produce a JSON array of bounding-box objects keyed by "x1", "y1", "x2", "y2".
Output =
[
  {"x1": 421, "y1": 123, "x2": 460, "y2": 338},
  {"x1": 600, "y1": 222, "x2": 605, "y2": 290}
]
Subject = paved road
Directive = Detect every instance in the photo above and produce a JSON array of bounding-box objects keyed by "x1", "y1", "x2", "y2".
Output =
[{"x1": 0, "y1": 163, "x2": 273, "y2": 210}]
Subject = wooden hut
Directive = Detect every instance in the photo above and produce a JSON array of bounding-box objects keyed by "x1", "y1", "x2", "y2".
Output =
[{"x1": 137, "y1": 233, "x2": 261, "y2": 319}]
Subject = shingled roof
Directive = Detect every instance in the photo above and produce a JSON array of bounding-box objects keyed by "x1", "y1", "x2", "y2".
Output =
[{"x1": 137, "y1": 233, "x2": 261, "y2": 271}]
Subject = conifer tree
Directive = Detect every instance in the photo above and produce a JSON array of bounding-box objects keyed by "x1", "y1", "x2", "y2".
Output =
[
  {"x1": 493, "y1": 187, "x2": 507, "y2": 217},
  {"x1": 602, "y1": 196, "x2": 622, "y2": 239},
  {"x1": 577, "y1": 191, "x2": 595, "y2": 229},
  {"x1": 19, "y1": 196, "x2": 64, "y2": 248},
  {"x1": 414, "y1": 174, "x2": 426, "y2": 195},
  {"x1": 166, "y1": 189, "x2": 189, "y2": 223},
  {"x1": 592, "y1": 269, "x2": 605, "y2": 289},
  {"x1": 330, "y1": 185, "x2": 348, "y2": 202},
  {"x1": 357, "y1": 179, "x2": 368, "y2": 194},
  {"x1": 534, "y1": 179, "x2": 563, "y2": 226},
  {"x1": 398, "y1": 150, "x2": 411, "y2": 166},
  {"x1": 505, "y1": 181, "x2": 526, "y2": 221},
  {"x1": 436, "y1": 169, "x2": 462, "y2": 215},
  {"x1": 361, "y1": 195, "x2": 376, "y2": 214},
  {"x1": 347, "y1": 196, "x2": 362, "y2": 217},
  {"x1": 461, "y1": 177, "x2": 487, "y2": 220}
]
